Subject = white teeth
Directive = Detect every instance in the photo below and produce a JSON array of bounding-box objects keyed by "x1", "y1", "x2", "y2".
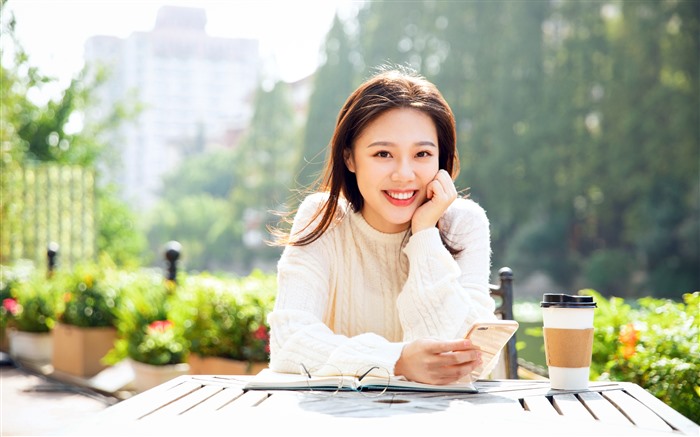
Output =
[{"x1": 387, "y1": 191, "x2": 414, "y2": 200}]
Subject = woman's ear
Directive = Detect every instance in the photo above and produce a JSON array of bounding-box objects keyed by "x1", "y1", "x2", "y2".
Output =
[{"x1": 344, "y1": 149, "x2": 356, "y2": 173}]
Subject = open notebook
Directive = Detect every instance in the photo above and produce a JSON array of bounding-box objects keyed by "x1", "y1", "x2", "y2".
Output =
[
  {"x1": 246, "y1": 320, "x2": 518, "y2": 394},
  {"x1": 245, "y1": 368, "x2": 478, "y2": 393}
]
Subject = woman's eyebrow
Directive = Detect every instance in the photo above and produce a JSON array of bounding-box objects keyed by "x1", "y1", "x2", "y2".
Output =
[
  {"x1": 366, "y1": 141, "x2": 393, "y2": 148},
  {"x1": 366, "y1": 141, "x2": 437, "y2": 148},
  {"x1": 415, "y1": 141, "x2": 437, "y2": 148}
]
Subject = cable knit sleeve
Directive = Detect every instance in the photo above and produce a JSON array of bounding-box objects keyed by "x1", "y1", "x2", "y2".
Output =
[
  {"x1": 397, "y1": 198, "x2": 497, "y2": 341},
  {"x1": 268, "y1": 194, "x2": 405, "y2": 375}
]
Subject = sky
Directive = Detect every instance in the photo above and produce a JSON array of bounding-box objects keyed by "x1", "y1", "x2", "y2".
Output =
[{"x1": 5, "y1": 0, "x2": 357, "y2": 97}]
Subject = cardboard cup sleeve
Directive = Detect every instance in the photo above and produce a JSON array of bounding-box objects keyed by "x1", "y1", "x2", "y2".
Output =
[{"x1": 544, "y1": 328, "x2": 594, "y2": 368}]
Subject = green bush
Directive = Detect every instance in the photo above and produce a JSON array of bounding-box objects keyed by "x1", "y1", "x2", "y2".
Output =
[
  {"x1": 54, "y1": 264, "x2": 119, "y2": 328},
  {"x1": 105, "y1": 270, "x2": 187, "y2": 366},
  {"x1": 177, "y1": 269, "x2": 275, "y2": 363},
  {"x1": 2, "y1": 271, "x2": 56, "y2": 333},
  {"x1": 132, "y1": 319, "x2": 187, "y2": 366},
  {"x1": 236, "y1": 270, "x2": 275, "y2": 363},
  {"x1": 1, "y1": 261, "x2": 39, "y2": 330},
  {"x1": 583, "y1": 289, "x2": 699, "y2": 424}
]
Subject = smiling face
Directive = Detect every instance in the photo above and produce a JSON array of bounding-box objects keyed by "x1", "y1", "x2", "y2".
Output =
[{"x1": 344, "y1": 108, "x2": 440, "y2": 234}]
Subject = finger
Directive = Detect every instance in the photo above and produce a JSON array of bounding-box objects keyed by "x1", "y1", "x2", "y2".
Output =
[
  {"x1": 444, "y1": 358, "x2": 483, "y2": 381},
  {"x1": 426, "y1": 339, "x2": 478, "y2": 354},
  {"x1": 428, "y1": 179, "x2": 445, "y2": 201},
  {"x1": 424, "y1": 339, "x2": 462, "y2": 353},
  {"x1": 431, "y1": 358, "x2": 483, "y2": 384},
  {"x1": 435, "y1": 168, "x2": 450, "y2": 180},
  {"x1": 425, "y1": 180, "x2": 435, "y2": 200},
  {"x1": 437, "y1": 170, "x2": 458, "y2": 196},
  {"x1": 434, "y1": 175, "x2": 455, "y2": 199},
  {"x1": 445, "y1": 349, "x2": 482, "y2": 366},
  {"x1": 437, "y1": 169, "x2": 453, "y2": 185},
  {"x1": 439, "y1": 168, "x2": 452, "y2": 181},
  {"x1": 429, "y1": 367, "x2": 464, "y2": 384},
  {"x1": 432, "y1": 171, "x2": 456, "y2": 198},
  {"x1": 432, "y1": 169, "x2": 447, "y2": 187}
]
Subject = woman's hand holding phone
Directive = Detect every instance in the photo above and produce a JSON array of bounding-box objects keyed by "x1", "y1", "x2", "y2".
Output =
[
  {"x1": 411, "y1": 169, "x2": 458, "y2": 234},
  {"x1": 394, "y1": 338, "x2": 483, "y2": 385}
]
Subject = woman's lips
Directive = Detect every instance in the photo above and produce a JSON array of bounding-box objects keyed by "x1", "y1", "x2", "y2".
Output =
[{"x1": 384, "y1": 190, "x2": 417, "y2": 206}]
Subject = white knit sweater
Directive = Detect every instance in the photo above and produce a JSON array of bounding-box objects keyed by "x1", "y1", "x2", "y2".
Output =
[{"x1": 268, "y1": 192, "x2": 496, "y2": 375}]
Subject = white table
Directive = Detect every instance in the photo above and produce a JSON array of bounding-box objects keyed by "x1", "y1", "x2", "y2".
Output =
[{"x1": 68, "y1": 375, "x2": 699, "y2": 436}]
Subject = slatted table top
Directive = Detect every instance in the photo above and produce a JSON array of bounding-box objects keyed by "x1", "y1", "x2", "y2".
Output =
[{"x1": 69, "y1": 376, "x2": 699, "y2": 436}]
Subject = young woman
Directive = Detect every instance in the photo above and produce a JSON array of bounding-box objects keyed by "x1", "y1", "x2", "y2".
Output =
[{"x1": 269, "y1": 68, "x2": 496, "y2": 385}]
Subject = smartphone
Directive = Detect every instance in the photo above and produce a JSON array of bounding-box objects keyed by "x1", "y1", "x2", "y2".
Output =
[{"x1": 464, "y1": 319, "x2": 519, "y2": 380}]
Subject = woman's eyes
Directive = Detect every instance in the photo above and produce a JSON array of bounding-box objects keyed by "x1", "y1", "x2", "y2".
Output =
[{"x1": 373, "y1": 151, "x2": 433, "y2": 158}]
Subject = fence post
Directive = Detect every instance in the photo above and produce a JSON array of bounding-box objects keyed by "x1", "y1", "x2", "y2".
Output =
[
  {"x1": 47, "y1": 242, "x2": 59, "y2": 278},
  {"x1": 499, "y1": 267, "x2": 518, "y2": 379},
  {"x1": 164, "y1": 241, "x2": 181, "y2": 283}
]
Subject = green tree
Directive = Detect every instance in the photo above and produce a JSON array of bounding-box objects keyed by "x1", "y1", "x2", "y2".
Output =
[
  {"x1": 308, "y1": 1, "x2": 698, "y2": 297},
  {"x1": 230, "y1": 81, "x2": 301, "y2": 269},
  {"x1": 145, "y1": 80, "x2": 302, "y2": 272},
  {"x1": 147, "y1": 149, "x2": 240, "y2": 271},
  {"x1": 97, "y1": 184, "x2": 147, "y2": 267},
  {"x1": 596, "y1": 1, "x2": 699, "y2": 296},
  {"x1": 160, "y1": 149, "x2": 238, "y2": 201},
  {"x1": 296, "y1": 14, "x2": 358, "y2": 189},
  {"x1": 145, "y1": 195, "x2": 235, "y2": 272},
  {"x1": 1, "y1": 2, "x2": 145, "y2": 266},
  {"x1": 357, "y1": 1, "x2": 430, "y2": 73},
  {"x1": 0, "y1": 4, "x2": 28, "y2": 263}
]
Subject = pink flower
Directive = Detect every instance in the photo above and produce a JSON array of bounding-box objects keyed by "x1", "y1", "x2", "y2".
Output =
[
  {"x1": 148, "y1": 320, "x2": 173, "y2": 333},
  {"x1": 254, "y1": 326, "x2": 269, "y2": 341},
  {"x1": 2, "y1": 298, "x2": 19, "y2": 316}
]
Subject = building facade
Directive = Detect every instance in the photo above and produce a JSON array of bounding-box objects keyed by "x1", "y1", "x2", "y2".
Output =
[{"x1": 84, "y1": 6, "x2": 259, "y2": 209}]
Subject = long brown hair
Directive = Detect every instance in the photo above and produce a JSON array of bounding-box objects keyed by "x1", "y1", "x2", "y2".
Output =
[{"x1": 276, "y1": 67, "x2": 461, "y2": 251}]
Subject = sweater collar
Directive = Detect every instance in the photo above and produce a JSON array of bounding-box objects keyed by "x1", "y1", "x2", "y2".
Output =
[{"x1": 349, "y1": 208, "x2": 410, "y2": 246}]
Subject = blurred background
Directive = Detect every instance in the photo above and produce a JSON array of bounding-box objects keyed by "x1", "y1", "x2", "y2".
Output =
[{"x1": 2, "y1": 0, "x2": 698, "y2": 300}]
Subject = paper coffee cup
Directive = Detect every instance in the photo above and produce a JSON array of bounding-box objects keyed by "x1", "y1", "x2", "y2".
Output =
[{"x1": 541, "y1": 293, "x2": 596, "y2": 390}]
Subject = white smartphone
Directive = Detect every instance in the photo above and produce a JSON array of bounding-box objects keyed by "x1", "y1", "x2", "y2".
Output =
[{"x1": 464, "y1": 319, "x2": 519, "y2": 380}]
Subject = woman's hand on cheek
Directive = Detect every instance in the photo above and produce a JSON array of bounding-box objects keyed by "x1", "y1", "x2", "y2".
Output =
[
  {"x1": 394, "y1": 338, "x2": 482, "y2": 385},
  {"x1": 411, "y1": 169, "x2": 458, "y2": 234}
]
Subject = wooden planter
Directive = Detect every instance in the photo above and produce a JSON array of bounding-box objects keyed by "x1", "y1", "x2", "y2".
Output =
[
  {"x1": 0, "y1": 327, "x2": 9, "y2": 353},
  {"x1": 8, "y1": 329, "x2": 53, "y2": 364},
  {"x1": 129, "y1": 359, "x2": 190, "y2": 393},
  {"x1": 51, "y1": 322, "x2": 117, "y2": 377},
  {"x1": 188, "y1": 354, "x2": 267, "y2": 375}
]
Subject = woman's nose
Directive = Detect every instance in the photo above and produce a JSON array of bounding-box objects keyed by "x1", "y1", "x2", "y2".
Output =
[{"x1": 391, "y1": 159, "x2": 415, "y2": 182}]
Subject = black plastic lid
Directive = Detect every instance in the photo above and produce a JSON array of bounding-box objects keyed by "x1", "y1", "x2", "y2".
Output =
[{"x1": 540, "y1": 293, "x2": 597, "y2": 308}]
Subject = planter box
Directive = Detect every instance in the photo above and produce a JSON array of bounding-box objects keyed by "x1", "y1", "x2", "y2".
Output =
[
  {"x1": 8, "y1": 329, "x2": 53, "y2": 364},
  {"x1": 188, "y1": 354, "x2": 267, "y2": 375},
  {"x1": 0, "y1": 327, "x2": 9, "y2": 353},
  {"x1": 51, "y1": 323, "x2": 117, "y2": 377},
  {"x1": 129, "y1": 359, "x2": 190, "y2": 393}
]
